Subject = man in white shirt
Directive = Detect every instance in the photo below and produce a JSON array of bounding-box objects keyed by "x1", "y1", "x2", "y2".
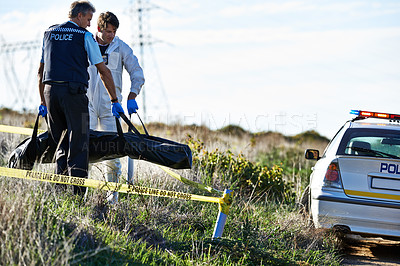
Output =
[{"x1": 87, "y1": 11, "x2": 145, "y2": 203}]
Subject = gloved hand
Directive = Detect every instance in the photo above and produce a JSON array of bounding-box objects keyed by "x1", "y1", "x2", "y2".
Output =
[
  {"x1": 38, "y1": 104, "x2": 47, "y2": 117},
  {"x1": 111, "y1": 102, "x2": 124, "y2": 118},
  {"x1": 127, "y1": 99, "x2": 139, "y2": 115}
]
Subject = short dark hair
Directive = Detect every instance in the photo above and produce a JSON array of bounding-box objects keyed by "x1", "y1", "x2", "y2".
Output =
[
  {"x1": 98, "y1": 12, "x2": 119, "y2": 30},
  {"x1": 69, "y1": 1, "x2": 96, "y2": 18}
]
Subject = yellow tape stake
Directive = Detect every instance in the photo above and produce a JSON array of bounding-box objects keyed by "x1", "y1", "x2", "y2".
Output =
[
  {"x1": 0, "y1": 167, "x2": 221, "y2": 204},
  {"x1": 159, "y1": 166, "x2": 223, "y2": 195},
  {"x1": 0, "y1": 124, "x2": 45, "y2": 135}
]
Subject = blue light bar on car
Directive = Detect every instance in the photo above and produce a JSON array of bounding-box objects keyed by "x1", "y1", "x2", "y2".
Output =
[
  {"x1": 350, "y1": 110, "x2": 360, "y2": 115},
  {"x1": 351, "y1": 110, "x2": 400, "y2": 120}
]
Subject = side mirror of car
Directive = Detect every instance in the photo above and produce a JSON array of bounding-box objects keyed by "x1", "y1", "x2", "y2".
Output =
[{"x1": 305, "y1": 149, "x2": 320, "y2": 160}]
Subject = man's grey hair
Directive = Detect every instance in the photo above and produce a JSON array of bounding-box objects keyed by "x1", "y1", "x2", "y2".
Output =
[{"x1": 69, "y1": 1, "x2": 96, "y2": 18}]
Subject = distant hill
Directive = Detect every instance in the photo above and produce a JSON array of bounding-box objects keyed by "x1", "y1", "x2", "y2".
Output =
[
  {"x1": 289, "y1": 130, "x2": 330, "y2": 144},
  {"x1": 0, "y1": 108, "x2": 330, "y2": 158}
]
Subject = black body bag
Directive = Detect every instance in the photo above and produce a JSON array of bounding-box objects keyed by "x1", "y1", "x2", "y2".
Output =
[{"x1": 8, "y1": 113, "x2": 192, "y2": 170}]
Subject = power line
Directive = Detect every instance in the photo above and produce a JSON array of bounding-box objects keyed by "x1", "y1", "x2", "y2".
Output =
[
  {"x1": 0, "y1": 39, "x2": 41, "y2": 54},
  {"x1": 129, "y1": 0, "x2": 170, "y2": 121}
]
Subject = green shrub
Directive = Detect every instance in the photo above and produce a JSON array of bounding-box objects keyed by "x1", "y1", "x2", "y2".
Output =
[
  {"x1": 187, "y1": 136, "x2": 295, "y2": 203},
  {"x1": 256, "y1": 146, "x2": 315, "y2": 194}
]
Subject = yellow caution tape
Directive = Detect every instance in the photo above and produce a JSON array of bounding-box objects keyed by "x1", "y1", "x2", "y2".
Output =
[
  {"x1": 158, "y1": 167, "x2": 233, "y2": 214},
  {"x1": 159, "y1": 165, "x2": 223, "y2": 195},
  {"x1": 0, "y1": 124, "x2": 234, "y2": 211},
  {"x1": 0, "y1": 124, "x2": 45, "y2": 135},
  {"x1": 0, "y1": 167, "x2": 222, "y2": 204}
]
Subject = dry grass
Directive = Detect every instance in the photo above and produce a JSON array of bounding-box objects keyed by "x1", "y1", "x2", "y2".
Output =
[
  {"x1": 0, "y1": 179, "x2": 73, "y2": 264},
  {"x1": 0, "y1": 109, "x2": 341, "y2": 265}
]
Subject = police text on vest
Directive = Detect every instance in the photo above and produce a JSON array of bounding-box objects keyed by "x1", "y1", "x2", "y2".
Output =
[{"x1": 50, "y1": 33, "x2": 73, "y2": 41}]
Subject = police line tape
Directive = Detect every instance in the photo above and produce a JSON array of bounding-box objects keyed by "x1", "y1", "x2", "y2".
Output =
[
  {"x1": 0, "y1": 166, "x2": 225, "y2": 204},
  {"x1": 159, "y1": 166, "x2": 233, "y2": 214},
  {"x1": 159, "y1": 166, "x2": 223, "y2": 195},
  {"x1": 0, "y1": 123, "x2": 225, "y2": 198},
  {"x1": 0, "y1": 124, "x2": 233, "y2": 213}
]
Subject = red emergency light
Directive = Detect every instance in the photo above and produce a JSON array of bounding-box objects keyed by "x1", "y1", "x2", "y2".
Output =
[{"x1": 351, "y1": 110, "x2": 400, "y2": 121}]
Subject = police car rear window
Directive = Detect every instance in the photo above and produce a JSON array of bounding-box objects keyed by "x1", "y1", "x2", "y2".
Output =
[{"x1": 337, "y1": 128, "x2": 400, "y2": 159}]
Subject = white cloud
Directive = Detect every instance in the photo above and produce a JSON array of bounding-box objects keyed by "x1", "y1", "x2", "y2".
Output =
[
  {"x1": 153, "y1": 26, "x2": 400, "y2": 68},
  {"x1": 219, "y1": 1, "x2": 400, "y2": 18},
  {"x1": 2, "y1": 6, "x2": 70, "y2": 41},
  {"x1": 220, "y1": 1, "x2": 313, "y2": 17}
]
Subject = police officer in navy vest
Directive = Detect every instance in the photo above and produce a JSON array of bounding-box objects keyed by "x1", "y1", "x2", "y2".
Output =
[{"x1": 37, "y1": 1, "x2": 125, "y2": 196}]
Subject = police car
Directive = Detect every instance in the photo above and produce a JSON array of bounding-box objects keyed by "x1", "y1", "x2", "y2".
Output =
[{"x1": 304, "y1": 110, "x2": 400, "y2": 239}]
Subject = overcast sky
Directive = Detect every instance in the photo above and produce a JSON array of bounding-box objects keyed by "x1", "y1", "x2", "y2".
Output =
[{"x1": 1, "y1": 0, "x2": 400, "y2": 138}]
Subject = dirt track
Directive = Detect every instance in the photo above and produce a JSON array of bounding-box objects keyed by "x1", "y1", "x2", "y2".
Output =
[{"x1": 341, "y1": 235, "x2": 400, "y2": 265}]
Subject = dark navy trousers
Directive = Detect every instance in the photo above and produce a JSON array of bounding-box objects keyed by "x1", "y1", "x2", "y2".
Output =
[{"x1": 44, "y1": 83, "x2": 89, "y2": 195}]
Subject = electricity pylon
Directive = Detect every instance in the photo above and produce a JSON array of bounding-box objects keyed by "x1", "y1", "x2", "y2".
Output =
[{"x1": 128, "y1": 0, "x2": 170, "y2": 121}]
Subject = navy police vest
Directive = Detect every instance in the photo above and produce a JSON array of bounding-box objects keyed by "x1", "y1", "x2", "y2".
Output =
[{"x1": 43, "y1": 22, "x2": 89, "y2": 86}]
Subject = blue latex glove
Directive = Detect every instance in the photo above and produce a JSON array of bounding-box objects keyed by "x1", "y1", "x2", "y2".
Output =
[
  {"x1": 38, "y1": 105, "x2": 47, "y2": 117},
  {"x1": 127, "y1": 99, "x2": 139, "y2": 115},
  {"x1": 111, "y1": 102, "x2": 124, "y2": 118}
]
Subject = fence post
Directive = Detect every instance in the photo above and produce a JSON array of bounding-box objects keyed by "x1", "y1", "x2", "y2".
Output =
[
  {"x1": 127, "y1": 158, "x2": 134, "y2": 184},
  {"x1": 212, "y1": 189, "x2": 233, "y2": 240}
]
